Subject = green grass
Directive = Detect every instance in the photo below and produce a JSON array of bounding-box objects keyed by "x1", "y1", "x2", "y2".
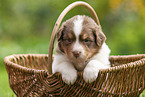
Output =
[
  {"x1": 0, "y1": 67, "x2": 16, "y2": 97},
  {"x1": 140, "y1": 90, "x2": 145, "y2": 97}
]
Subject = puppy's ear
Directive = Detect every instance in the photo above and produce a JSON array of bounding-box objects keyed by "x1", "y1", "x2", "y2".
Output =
[
  {"x1": 94, "y1": 27, "x2": 106, "y2": 47},
  {"x1": 57, "y1": 23, "x2": 65, "y2": 41},
  {"x1": 56, "y1": 23, "x2": 66, "y2": 53}
]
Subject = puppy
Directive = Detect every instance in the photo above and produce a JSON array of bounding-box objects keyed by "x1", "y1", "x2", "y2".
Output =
[{"x1": 52, "y1": 15, "x2": 111, "y2": 84}]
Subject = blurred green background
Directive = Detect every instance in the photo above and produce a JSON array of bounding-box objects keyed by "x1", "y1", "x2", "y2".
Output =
[{"x1": 0, "y1": 0, "x2": 145, "y2": 96}]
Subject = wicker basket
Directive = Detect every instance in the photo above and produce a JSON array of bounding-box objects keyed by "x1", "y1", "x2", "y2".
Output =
[{"x1": 4, "y1": 1, "x2": 145, "y2": 97}]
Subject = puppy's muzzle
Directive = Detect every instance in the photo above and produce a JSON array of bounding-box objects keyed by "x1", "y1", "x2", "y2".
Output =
[{"x1": 72, "y1": 51, "x2": 81, "y2": 58}]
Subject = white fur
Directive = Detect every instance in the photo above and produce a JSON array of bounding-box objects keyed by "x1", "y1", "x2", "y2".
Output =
[
  {"x1": 72, "y1": 40, "x2": 85, "y2": 58},
  {"x1": 83, "y1": 43, "x2": 110, "y2": 83},
  {"x1": 89, "y1": 43, "x2": 111, "y2": 66},
  {"x1": 52, "y1": 54, "x2": 77, "y2": 84},
  {"x1": 73, "y1": 15, "x2": 83, "y2": 38},
  {"x1": 72, "y1": 16, "x2": 85, "y2": 57}
]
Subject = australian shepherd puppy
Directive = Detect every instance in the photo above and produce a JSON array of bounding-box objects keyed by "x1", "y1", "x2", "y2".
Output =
[{"x1": 52, "y1": 15, "x2": 111, "y2": 84}]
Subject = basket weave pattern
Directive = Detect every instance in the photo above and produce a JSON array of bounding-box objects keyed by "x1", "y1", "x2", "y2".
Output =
[{"x1": 4, "y1": 54, "x2": 145, "y2": 96}]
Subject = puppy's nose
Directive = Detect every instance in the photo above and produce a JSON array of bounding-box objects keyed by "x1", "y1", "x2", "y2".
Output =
[{"x1": 72, "y1": 51, "x2": 81, "y2": 58}]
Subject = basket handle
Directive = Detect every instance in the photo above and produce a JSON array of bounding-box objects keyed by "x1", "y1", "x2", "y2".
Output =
[{"x1": 48, "y1": 1, "x2": 101, "y2": 74}]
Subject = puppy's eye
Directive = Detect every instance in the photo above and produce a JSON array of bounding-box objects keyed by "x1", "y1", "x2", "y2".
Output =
[
  {"x1": 84, "y1": 39, "x2": 89, "y2": 43},
  {"x1": 65, "y1": 38, "x2": 72, "y2": 43}
]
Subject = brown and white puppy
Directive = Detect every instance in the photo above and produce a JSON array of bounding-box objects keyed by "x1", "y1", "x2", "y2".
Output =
[{"x1": 52, "y1": 15, "x2": 111, "y2": 84}]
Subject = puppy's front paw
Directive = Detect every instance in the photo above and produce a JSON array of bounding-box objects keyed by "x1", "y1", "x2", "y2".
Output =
[
  {"x1": 83, "y1": 67, "x2": 99, "y2": 83},
  {"x1": 62, "y1": 70, "x2": 77, "y2": 85},
  {"x1": 83, "y1": 60, "x2": 101, "y2": 83}
]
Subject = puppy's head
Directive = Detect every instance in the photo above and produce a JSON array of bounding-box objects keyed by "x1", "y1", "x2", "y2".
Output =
[{"x1": 57, "y1": 15, "x2": 106, "y2": 71}]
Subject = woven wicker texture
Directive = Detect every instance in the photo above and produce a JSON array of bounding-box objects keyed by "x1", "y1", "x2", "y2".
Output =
[
  {"x1": 4, "y1": 1, "x2": 145, "y2": 97},
  {"x1": 4, "y1": 54, "x2": 145, "y2": 96}
]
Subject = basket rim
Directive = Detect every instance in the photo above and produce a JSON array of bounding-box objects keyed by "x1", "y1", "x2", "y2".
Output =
[
  {"x1": 4, "y1": 54, "x2": 145, "y2": 74},
  {"x1": 4, "y1": 54, "x2": 49, "y2": 74}
]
